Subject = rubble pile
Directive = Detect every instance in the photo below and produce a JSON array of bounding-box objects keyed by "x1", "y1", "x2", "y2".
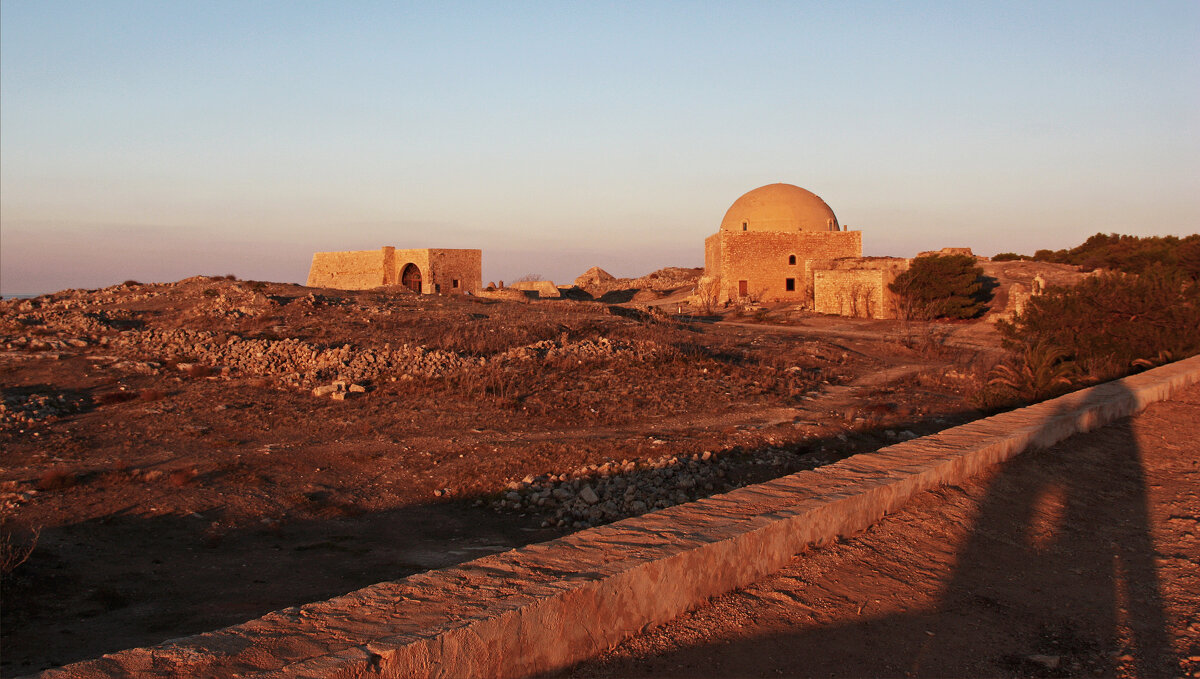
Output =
[
  {"x1": 491, "y1": 446, "x2": 832, "y2": 529},
  {"x1": 491, "y1": 336, "x2": 661, "y2": 364},
  {"x1": 109, "y1": 329, "x2": 473, "y2": 386},
  {"x1": 0, "y1": 391, "x2": 87, "y2": 430},
  {"x1": 573, "y1": 266, "x2": 703, "y2": 297}
]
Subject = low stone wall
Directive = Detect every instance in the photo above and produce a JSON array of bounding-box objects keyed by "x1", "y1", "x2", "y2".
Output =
[
  {"x1": 508, "y1": 281, "x2": 561, "y2": 298},
  {"x1": 39, "y1": 355, "x2": 1200, "y2": 679}
]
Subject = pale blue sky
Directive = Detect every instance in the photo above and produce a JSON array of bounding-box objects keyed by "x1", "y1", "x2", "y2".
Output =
[{"x1": 2, "y1": 1, "x2": 1198, "y2": 294}]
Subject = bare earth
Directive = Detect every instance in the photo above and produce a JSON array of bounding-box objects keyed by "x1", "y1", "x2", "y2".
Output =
[
  {"x1": 1, "y1": 277, "x2": 1000, "y2": 676},
  {"x1": 559, "y1": 383, "x2": 1200, "y2": 679}
]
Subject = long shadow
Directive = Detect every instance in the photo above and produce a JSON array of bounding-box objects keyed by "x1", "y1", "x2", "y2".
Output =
[
  {"x1": 563, "y1": 380, "x2": 1176, "y2": 677},
  {"x1": 0, "y1": 400, "x2": 984, "y2": 676},
  {"x1": 0, "y1": 498, "x2": 560, "y2": 676}
]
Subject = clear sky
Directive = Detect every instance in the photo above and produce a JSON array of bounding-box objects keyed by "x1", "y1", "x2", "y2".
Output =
[{"x1": 2, "y1": 1, "x2": 1198, "y2": 295}]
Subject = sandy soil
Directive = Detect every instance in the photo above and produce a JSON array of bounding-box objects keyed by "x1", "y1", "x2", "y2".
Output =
[
  {"x1": 559, "y1": 383, "x2": 1200, "y2": 679},
  {"x1": 0, "y1": 276, "x2": 1001, "y2": 676}
]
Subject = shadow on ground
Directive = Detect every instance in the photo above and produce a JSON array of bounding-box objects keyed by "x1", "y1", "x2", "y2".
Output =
[{"x1": 560, "y1": 380, "x2": 1178, "y2": 678}]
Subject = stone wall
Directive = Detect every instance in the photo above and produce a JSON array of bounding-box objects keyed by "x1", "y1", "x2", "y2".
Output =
[
  {"x1": 813, "y1": 270, "x2": 886, "y2": 318},
  {"x1": 812, "y1": 258, "x2": 908, "y2": 319},
  {"x1": 306, "y1": 249, "x2": 389, "y2": 289},
  {"x1": 398, "y1": 249, "x2": 481, "y2": 296},
  {"x1": 708, "y1": 230, "x2": 862, "y2": 303},
  {"x1": 509, "y1": 281, "x2": 562, "y2": 299}
]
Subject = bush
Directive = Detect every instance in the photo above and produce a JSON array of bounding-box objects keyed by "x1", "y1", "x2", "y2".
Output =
[
  {"x1": 987, "y1": 341, "x2": 1077, "y2": 401},
  {"x1": 991, "y1": 252, "x2": 1027, "y2": 262},
  {"x1": 0, "y1": 521, "x2": 40, "y2": 575},
  {"x1": 889, "y1": 254, "x2": 989, "y2": 320},
  {"x1": 1023, "y1": 233, "x2": 1200, "y2": 278},
  {"x1": 1033, "y1": 248, "x2": 1069, "y2": 264},
  {"x1": 998, "y1": 268, "x2": 1200, "y2": 380}
]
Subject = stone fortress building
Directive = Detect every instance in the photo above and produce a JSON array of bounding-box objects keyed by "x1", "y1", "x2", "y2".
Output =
[
  {"x1": 307, "y1": 247, "x2": 481, "y2": 295},
  {"x1": 699, "y1": 183, "x2": 908, "y2": 319}
]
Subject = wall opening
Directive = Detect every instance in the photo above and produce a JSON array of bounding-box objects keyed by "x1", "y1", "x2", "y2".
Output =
[
  {"x1": 742, "y1": 222, "x2": 747, "y2": 231},
  {"x1": 738, "y1": 280, "x2": 748, "y2": 296},
  {"x1": 785, "y1": 278, "x2": 795, "y2": 292},
  {"x1": 788, "y1": 255, "x2": 796, "y2": 265},
  {"x1": 452, "y1": 279, "x2": 460, "y2": 289},
  {"x1": 401, "y1": 263, "x2": 422, "y2": 293}
]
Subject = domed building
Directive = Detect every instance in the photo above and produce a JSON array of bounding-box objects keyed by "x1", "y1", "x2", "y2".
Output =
[
  {"x1": 699, "y1": 183, "x2": 907, "y2": 318},
  {"x1": 718, "y1": 183, "x2": 842, "y2": 234}
]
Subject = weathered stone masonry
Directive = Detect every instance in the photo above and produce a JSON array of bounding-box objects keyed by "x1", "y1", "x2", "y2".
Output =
[
  {"x1": 306, "y1": 247, "x2": 481, "y2": 295},
  {"x1": 705, "y1": 230, "x2": 863, "y2": 303}
]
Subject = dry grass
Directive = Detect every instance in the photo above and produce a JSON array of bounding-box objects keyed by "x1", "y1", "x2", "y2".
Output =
[
  {"x1": 185, "y1": 364, "x2": 213, "y2": 378},
  {"x1": 167, "y1": 468, "x2": 199, "y2": 487},
  {"x1": 95, "y1": 391, "x2": 138, "y2": 406},
  {"x1": 0, "y1": 521, "x2": 40, "y2": 575},
  {"x1": 36, "y1": 468, "x2": 77, "y2": 491}
]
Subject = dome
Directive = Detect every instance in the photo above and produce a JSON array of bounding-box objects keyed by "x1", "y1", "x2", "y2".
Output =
[{"x1": 719, "y1": 183, "x2": 840, "y2": 233}]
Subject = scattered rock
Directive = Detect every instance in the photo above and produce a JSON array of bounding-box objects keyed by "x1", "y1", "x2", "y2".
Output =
[
  {"x1": 578, "y1": 484, "x2": 600, "y2": 505},
  {"x1": 1027, "y1": 654, "x2": 1061, "y2": 670}
]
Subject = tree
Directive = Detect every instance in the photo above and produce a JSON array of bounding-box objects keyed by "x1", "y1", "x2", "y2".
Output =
[{"x1": 888, "y1": 254, "x2": 989, "y2": 320}]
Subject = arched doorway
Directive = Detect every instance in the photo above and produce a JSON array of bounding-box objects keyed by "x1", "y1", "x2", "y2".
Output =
[{"x1": 400, "y1": 263, "x2": 422, "y2": 293}]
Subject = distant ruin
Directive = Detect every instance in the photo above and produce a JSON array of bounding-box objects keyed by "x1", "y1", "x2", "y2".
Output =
[
  {"x1": 304, "y1": 185, "x2": 983, "y2": 319},
  {"x1": 307, "y1": 247, "x2": 481, "y2": 295}
]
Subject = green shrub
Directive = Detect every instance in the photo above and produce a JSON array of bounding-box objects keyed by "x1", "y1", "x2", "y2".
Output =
[
  {"x1": 987, "y1": 341, "x2": 1077, "y2": 401},
  {"x1": 991, "y1": 252, "x2": 1027, "y2": 262},
  {"x1": 889, "y1": 254, "x2": 989, "y2": 320},
  {"x1": 998, "y1": 267, "x2": 1200, "y2": 380},
  {"x1": 1023, "y1": 233, "x2": 1200, "y2": 278}
]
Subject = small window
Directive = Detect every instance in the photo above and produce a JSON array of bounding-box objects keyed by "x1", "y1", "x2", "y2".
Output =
[
  {"x1": 742, "y1": 222, "x2": 748, "y2": 231},
  {"x1": 788, "y1": 255, "x2": 796, "y2": 265},
  {"x1": 452, "y1": 279, "x2": 460, "y2": 289},
  {"x1": 786, "y1": 278, "x2": 796, "y2": 292}
]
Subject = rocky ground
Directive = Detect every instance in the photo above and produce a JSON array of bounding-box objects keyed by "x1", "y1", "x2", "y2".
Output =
[{"x1": 1, "y1": 275, "x2": 1003, "y2": 675}]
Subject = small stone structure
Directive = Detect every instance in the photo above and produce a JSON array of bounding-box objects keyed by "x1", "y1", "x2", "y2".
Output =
[
  {"x1": 508, "y1": 280, "x2": 562, "y2": 298},
  {"x1": 307, "y1": 247, "x2": 481, "y2": 295},
  {"x1": 699, "y1": 183, "x2": 908, "y2": 318}
]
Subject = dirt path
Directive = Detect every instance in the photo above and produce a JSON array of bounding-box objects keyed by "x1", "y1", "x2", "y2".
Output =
[
  {"x1": 478, "y1": 360, "x2": 938, "y2": 448},
  {"x1": 720, "y1": 318, "x2": 1005, "y2": 353},
  {"x1": 560, "y1": 383, "x2": 1200, "y2": 679}
]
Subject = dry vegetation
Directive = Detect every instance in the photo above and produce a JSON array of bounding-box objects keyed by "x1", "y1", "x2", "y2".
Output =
[{"x1": 1, "y1": 274, "x2": 1006, "y2": 674}]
